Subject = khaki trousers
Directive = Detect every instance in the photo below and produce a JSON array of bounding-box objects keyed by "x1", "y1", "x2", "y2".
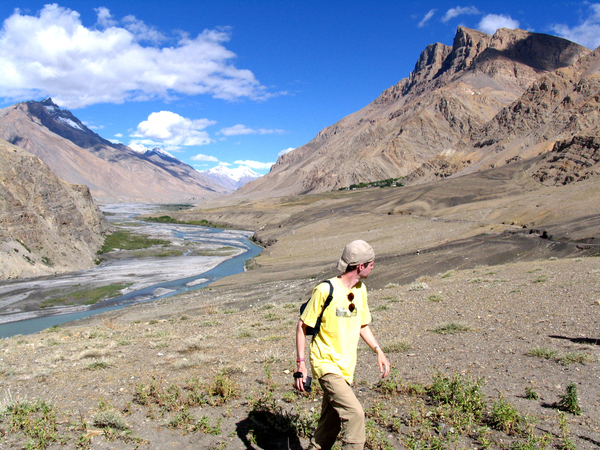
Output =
[{"x1": 309, "y1": 373, "x2": 365, "y2": 450}]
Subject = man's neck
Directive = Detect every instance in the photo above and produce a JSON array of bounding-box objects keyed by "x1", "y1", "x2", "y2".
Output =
[{"x1": 338, "y1": 271, "x2": 360, "y2": 290}]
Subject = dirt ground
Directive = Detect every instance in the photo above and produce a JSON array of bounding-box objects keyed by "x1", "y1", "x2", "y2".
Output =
[
  {"x1": 0, "y1": 255, "x2": 598, "y2": 449},
  {"x1": 0, "y1": 168, "x2": 599, "y2": 449}
]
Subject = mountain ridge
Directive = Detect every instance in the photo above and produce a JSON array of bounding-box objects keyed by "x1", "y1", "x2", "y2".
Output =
[
  {"x1": 0, "y1": 100, "x2": 231, "y2": 203},
  {"x1": 237, "y1": 27, "x2": 592, "y2": 198}
]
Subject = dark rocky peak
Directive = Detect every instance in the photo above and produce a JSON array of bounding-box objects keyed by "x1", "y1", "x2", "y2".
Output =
[
  {"x1": 30, "y1": 98, "x2": 88, "y2": 132},
  {"x1": 375, "y1": 27, "x2": 493, "y2": 104},
  {"x1": 484, "y1": 28, "x2": 589, "y2": 72},
  {"x1": 441, "y1": 26, "x2": 493, "y2": 75},
  {"x1": 409, "y1": 27, "x2": 491, "y2": 86},
  {"x1": 40, "y1": 97, "x2": 59, "y2": 108},
  {"x1": 375, "y1": 27, "x2": 590, "y2": 108},
  {"x1": 374, "y1": 42, "x2": 452, "y2": 105},
  {"x1": 412, "y1": 42, "x2": 453, "y2": 83},
  {"x1": 393, "y1": 27, "x2": 492, "y2": 99},
  {"x1": 443, "y1": 27, "x2": 586, "y2": 77},
  {"x1": 21, "y1": 99, "x2": 125, "y2": 152}
]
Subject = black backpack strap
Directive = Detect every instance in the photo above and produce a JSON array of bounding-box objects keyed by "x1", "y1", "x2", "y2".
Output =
[
  {"x1": 319, "y1": 280, "x2": 334, "y2": 316},
  {"x1": 313, "y1": 280, "x2": 334, "y2": 332}
]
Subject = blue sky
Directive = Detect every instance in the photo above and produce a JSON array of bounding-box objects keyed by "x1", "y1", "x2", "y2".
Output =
[{"x1": 1, "y1": 1, "x2": 599, "y2": 175}]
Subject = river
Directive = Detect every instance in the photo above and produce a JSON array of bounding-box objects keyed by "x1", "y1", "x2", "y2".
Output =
[{"x1": 0, "y1": 204, "x2": 262, "y2": 338}]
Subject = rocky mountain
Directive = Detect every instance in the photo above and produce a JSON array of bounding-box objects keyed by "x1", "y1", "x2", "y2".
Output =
[
  {"x1": 200, "y1": 165, "x2": 262, "y2": 191},
  {"x1": 0, "y1": 138, "x2": 110, "y2": 279},
  {"x1": 453, "y1": 45, "x2": 600, "y2": 181},
  {"x1": 0, "y1": 99, "x2": 231, "y2": 203},
  {"x1": 237, "y1": 27, "x2": 592, "y2": 197},
  {"x1": 130, "y1": 146, "x2": 182, "y2": 166},
  {"x1": 127, "y1": 144, "x2": 234, "y2": 195},
  {"x1": 530, "y1": 136, "x2": 600, "y2": 185}
]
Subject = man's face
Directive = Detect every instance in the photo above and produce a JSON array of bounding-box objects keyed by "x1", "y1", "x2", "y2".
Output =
[{"x1": 358, "y1": 260, "x2": 375, "y2": 279}]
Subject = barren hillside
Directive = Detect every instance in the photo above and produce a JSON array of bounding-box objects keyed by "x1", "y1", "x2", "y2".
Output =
[{"x1": 0, "y1": 138, "x2": 110, "y2": 279}]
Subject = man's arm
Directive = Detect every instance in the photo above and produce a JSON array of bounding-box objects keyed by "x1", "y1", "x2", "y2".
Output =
[
  {"x1": 294, "y1": 319, "x2": 309, "y2": 391},
  {"x1": 360, "y1": 325, "x2": 390, "y2": 378}
]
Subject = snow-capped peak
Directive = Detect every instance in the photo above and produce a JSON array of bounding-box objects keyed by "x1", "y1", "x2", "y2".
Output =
[
  {"x1": 129, "y1": 143, "x2": 174, "y2": 159},
  {"x1": 205, "y1": 165, "x2": 260, "y2": 182},
  {"x1": 200, "y1": 165, "x2": 261, "y2": 190},
  {"x1": 40, "y1": 98, "x2": 85, "y2": 131}
]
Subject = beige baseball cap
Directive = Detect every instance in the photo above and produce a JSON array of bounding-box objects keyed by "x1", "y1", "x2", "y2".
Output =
[{"x1": 337, "y1": 240, "x2": 375, "y2": 272}]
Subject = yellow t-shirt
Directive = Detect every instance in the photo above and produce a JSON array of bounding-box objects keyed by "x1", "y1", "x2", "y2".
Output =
[{"x1": 300, "y1": 277, "x2": 371, "y2": 383}]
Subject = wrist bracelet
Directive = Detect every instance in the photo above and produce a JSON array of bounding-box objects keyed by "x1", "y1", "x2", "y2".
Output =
[
  {"x1": 373, "y1": 345, "x2": 380, "y2": 353},
  {"x1": 297, "y1": 358, "x2": 305, "y2": 363}
]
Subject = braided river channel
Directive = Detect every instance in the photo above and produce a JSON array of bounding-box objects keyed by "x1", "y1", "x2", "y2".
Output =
[{"x1": 0, "y1": 204, "x2": 262, "y2": 338}]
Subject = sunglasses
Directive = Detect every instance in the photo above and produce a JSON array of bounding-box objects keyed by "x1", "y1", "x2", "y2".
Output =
[{"x1": 347, "y1": 292, "x2": 355, "y2": 313}]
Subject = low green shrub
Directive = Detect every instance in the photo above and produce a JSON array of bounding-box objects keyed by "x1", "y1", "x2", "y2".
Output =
[{"x1": 554, "y1": 383, "x2": 582, "y2": 415}]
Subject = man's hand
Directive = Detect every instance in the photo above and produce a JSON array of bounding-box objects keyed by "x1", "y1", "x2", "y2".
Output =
[
  {"x1": 359, "y1": 325, "x2": 391, "y2": 378},
  {"x1": 376, "y1": 349, "x2": 391, "y2": 378},
  {"x1": 294, "y1": 362, "x2": 308, "y2": 391}
]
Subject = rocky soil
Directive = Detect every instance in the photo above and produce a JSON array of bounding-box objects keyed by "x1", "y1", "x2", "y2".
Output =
[{"x1": 0, "y1": 254, "x2": 598, "y2": 449}]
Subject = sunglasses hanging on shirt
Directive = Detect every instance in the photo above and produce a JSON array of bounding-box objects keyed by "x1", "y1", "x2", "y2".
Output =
[{"x1": 347, "y1": 292, "x2": 355, "y2": 312}]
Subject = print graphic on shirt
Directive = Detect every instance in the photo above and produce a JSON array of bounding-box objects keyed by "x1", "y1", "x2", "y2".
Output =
[{"x1": 336, "y1": 307, "x2": 358, "y2": 317}]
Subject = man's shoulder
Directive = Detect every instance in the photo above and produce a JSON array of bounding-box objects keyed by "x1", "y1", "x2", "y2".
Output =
[
  {"x1": 313, "y1": 279, "x2": 334, "y2": 295},
  {"x1": 309, "y1": 279, "x2": 333, "y2": 299}
]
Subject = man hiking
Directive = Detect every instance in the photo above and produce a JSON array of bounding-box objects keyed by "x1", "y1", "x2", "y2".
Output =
[{"x1": 294, "y1": 239, "x2": 390, "y2": 450}]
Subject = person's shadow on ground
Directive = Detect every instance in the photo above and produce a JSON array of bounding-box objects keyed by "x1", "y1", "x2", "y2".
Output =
[{"x1": 236, "y1": 410, "x2": 304, "y2": 450}]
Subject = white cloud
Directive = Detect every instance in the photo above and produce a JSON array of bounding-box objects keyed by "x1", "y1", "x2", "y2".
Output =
[
  {"x1": 233, "y1": 160, "x2": 274, "y2": 170},
  {"x1": 121, "y1": 14, "x2": 166, "y2": 43},
  {"x1": 191, "y1": 153, "x2": 219, "y2": 162},
  {"x1": 219, "y1": 124, "x2": 255, "y2": 136},
  {"x1": 94, "y1": 7, "x2": 117, "y2": 28},
  {"x1": 218, "y1": 124, "x2": 285, "y2": 136},
  {"x1": 551, "y1": 3, "x2": 600, "y2": 49},
  {"x1": 278, "y1": 147, "x2": 295, "y2": 156},
  {"x1": 442, "y1": 6, "x2": 480, "y2": 23},
  {"x1": 114, "y1": 133, "x2": 123, "y2": 138},
  {"x1": 418, "y1": 9, "x2": 436, "y2": 28},
  {"x1": 477, "y1": 14, "x2": 520, "y2": 35},
  {"x1": 0, "y1": 4, "x2": 270, "y2": 108},
  {"x1": 132, "y1": 111, "x2": 215, "y2": 149},
  {"x1": 257, "y1": 128, "x2": 284, "y2": 134}
]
